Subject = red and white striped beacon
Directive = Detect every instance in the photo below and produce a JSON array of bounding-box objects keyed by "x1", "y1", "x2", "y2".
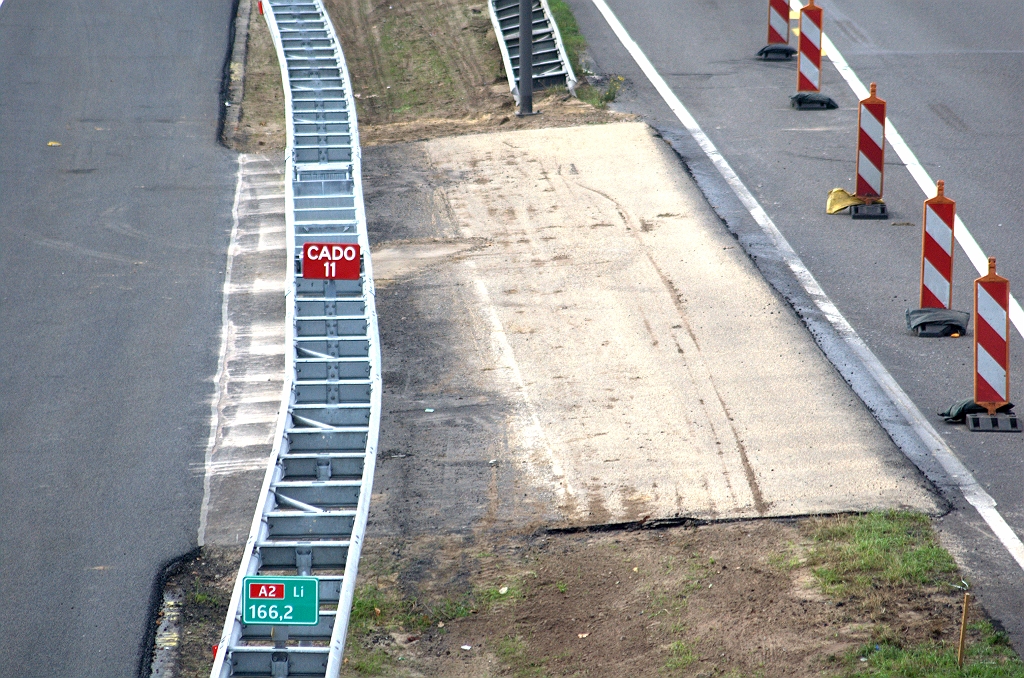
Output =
[
  {"x1": 797, "y1": 0, "x2": 823, "y2": 92},
  {"x1": 919, "y1": 180, "x2": 956, "y2": 309},
  {"x1": 767, "y1": 0, "x2": 790, "y2": 45},
  {"x1": 974, "y1": 257, "x2": 1010, "y2": 414},
  {"x1": 856, "y1": 83, "x2": 886, "y2": 202}
]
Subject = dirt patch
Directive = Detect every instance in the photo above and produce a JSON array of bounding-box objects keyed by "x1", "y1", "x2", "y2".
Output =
[
  {"x1": 323, "y1": 0, "x2": 630, "y2": 143},
  {"x1": 231, "y1": 0, "x2": 629, "y2": 148},
  {"x1": 356, "y1": 88, "x2": 628, "y2": 145},
  {"x1": 336, "y1": 517, "x2": 1017, "y2": 677}
]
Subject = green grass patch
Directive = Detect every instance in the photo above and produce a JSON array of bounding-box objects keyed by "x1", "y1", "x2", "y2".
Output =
[
  {"x1": 547, "y1": 0, "x2": 622, "y2": 107},
  {"x1": 344, "y1": 644, "x2": 391, "y2": 676},
  {"x1": 838, "y1": 622, "x2": 1024, "y2": 677},
  {"x1": 664, "y1": 641, "x2": 697, "y2": 671},
  {"x1": 497, "y1": 635, "x2": 548, "y2": 678},
  {"x1": 804, "y1": 511, "x2": 958, "y2": 597},
  {"x1": 190, "y1": 577, "x2": 223, "y2": 608},
  {"x1": 477, "y1": 582, "x2": 524, "y2": 608},
  {"x1": 547, "y1": 0, "x2": 585, "y2": 77}
]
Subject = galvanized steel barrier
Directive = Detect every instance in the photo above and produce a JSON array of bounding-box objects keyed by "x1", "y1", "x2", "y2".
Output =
[
  {"x1": 489, "y1": 0, "x2": 577, "y2": 98},
  {"x1": 211, "y1": 1, "x2": 381, "y2": 676}
]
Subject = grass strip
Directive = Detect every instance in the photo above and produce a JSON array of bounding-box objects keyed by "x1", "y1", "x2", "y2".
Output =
[
  {"x1": 839, "y1": 622, "x2": 1024, "y2": 677},
  {"x1": 805, "y1": 511, "x2": 959, "y2": 597},
  {"x1": 546, "y1": 0, "x2": 622, "y2": 107}
]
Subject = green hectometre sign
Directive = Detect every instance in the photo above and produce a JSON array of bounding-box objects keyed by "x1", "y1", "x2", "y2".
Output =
[{"x1": 242, "y1": 576, "x2": 319, "y2": 625}]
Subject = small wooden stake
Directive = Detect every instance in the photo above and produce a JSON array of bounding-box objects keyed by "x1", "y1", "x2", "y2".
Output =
[{"x1": 957, "y1": 592, "x2": 971, "y2": 668}]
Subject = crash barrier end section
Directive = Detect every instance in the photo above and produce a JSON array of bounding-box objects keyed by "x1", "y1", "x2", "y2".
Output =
[{"x1": 489, "y1": 0, "x2": 577, "y2": 101}]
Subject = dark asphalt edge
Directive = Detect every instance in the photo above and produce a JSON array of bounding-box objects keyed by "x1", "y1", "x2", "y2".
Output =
[
  {"x1": 218, "y1": 0, "x2": 246, "y2": 148},
  {"x1": 650, "y1": 124, "x2": 957, "y2": 513},
  {"x1": 138, "y1": 547, "x2": 202, "y2": 678}
]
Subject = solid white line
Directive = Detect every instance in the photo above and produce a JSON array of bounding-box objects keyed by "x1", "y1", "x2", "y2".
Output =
[
  {"x1": 804, "y1": 1, "x2": 1024, "y2": 339},
  {"x1": 588, "y1": 0, "x2": 1024, "y2": 573}
]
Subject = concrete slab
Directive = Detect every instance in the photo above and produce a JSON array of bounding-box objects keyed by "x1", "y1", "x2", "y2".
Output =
[
  {"x1": 199, "y1": 154, "x2": 288, "y2": 547},
  {"x1": 368, "y1": 122, "x2": 938, "y2": 529}
]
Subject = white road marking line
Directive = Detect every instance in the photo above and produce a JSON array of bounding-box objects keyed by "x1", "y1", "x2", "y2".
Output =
[
  {"x1": 802, "y1": 2, "x2": 1024, "y2": 339},
  {"x1": 589, "y1": 0, "x2": 1024, "y2": 572}
]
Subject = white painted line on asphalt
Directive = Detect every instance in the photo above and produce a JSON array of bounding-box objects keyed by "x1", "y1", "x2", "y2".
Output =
[
  {"x1": 797, "y1": 0, "x2": 1024, "y2": 340},
  {"x1": 588, "y1": 0, "x2": 1024, "y2": 572}
]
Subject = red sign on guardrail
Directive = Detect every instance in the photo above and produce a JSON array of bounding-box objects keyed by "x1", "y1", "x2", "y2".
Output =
[{"x1": 302, "y1": 242, "x2": 360, "y2": 279}]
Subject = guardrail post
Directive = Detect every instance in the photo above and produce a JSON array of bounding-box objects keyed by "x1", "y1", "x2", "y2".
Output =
[{"x1": 517, "y1": 0, "x2": 534, "y2": 116}]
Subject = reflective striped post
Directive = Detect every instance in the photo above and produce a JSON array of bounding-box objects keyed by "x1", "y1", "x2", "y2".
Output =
[
  {"x1": 974, "y1": 257, "x2": 1010, "y2": 415},
  {"x1": 920, "y1": 181, "x2": 956, "y2": 309},
  {"x1": 767, "y1": 0, "x2": 789, "y2": 45},
  {"x1": 856, "y1": 83, "x2": 886, "y2": 202},
  {"x1": 796, "y1": 0, "x2": 822, "y2": 92}
]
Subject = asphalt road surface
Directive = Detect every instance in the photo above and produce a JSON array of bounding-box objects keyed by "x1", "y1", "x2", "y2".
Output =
[
  {"x1": 0, "y1": 0, "x2": 236, "y2": 675},
  {"x1": 566, "y1": 0, "x2": 1024, "y2": 645}
]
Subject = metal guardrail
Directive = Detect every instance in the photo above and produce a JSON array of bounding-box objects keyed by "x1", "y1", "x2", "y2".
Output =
[
  {"x1": 489, "y1": 0, "x2": 577, "y2": 98},
  {"x1": 211, "y1": 1, "x2": 381, "y2": 676}
]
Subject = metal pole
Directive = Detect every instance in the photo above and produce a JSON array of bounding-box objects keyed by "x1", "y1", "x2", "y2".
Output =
[{"x1": 517, "y1": 0, "x2": 534, "y2": 116}]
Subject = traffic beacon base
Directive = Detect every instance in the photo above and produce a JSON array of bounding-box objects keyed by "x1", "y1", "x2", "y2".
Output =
[
  {"x1": 850, "y1": 203, "x2": 888, "y2": 219},
  {"x1": 758, "y1": 45, "x2": 797, "y2": 60},
  {"x1": 967, "y1": 412, "x2": 1021, "y2": 432},
  {"x1": 968, "y1": 257, "x2": 1019, "y2": 433},
  {"x1": 790, "y1": 92, "x2": 837, "y2": 110},
  {"x1": 906, "y1": 180, "x2": 968, "y2": 336}
]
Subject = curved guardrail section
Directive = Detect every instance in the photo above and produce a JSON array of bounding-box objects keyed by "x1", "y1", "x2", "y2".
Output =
[
  {"x1": 489, "y1": 0, "x2": 577, "y2": 98},
  {"x1": 211, "y1": 2, "x2": 381, "y2": 676}
]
